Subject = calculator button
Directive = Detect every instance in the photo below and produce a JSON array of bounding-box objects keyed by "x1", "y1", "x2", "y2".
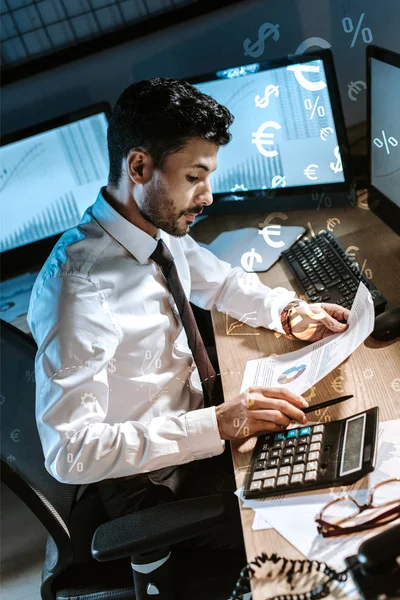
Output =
[
  {"x1": 253, "y1": 468, "x2": 278, "y2": 480},
  {"x1": 282, "y1": 456, "x2": 293, "y2": 466},
  {"x1": 250, "y1": 481, "x2": 262, "y2": 491},
  {"x1": 305, "y1": 471, "x2": 317, "y2": 481},
  {"x1": 259, "y1": 452, "x2": 268, "y2": 460},
  {"x1": 262, "y1": 444, "x2": 270, "y2": 451},
  {"x1": 297, "y1": 445, "x2": 307, "y2": 454},
  {"x1": 277, "y1": 475, "x2": 290, "y2": 486},
  {"x1": 254, "y1": 461, "x2": 267, "y2": 470},
  {"x1": 308, "y1": 451, "x2": 320, "y2": 461},
  {"x1": 306, "y1": 461, "x2": 319, "y2": 471},
  {"x1": 283, "y1": 447, "x2": 294, "y2": 456},
  {"x1": 293, "y1": 464, "x2": 305, "y2": 474},
  {"x1": 267, "y1": 459, "x2": 279, "y2": 468},
  {"x1": 274, "y1": 432, "x2": 286, "y2": 441},
  {"x1": 262, "y1": 478, "x2": 276, "y2": 489},
  {"x1": 291, "y1": 473, "x2": 304, "y2": 484},
  {"x1": 311, "y1": 434, "x2": 323, "y2": 443},
  {"x1": 294, "y1": 454, "x2": 306, "y2": 464},
  {"x1": 270, "y1": 449, "x2": 282, "y2": 458},
  {"x1": 300, "y1": 427, "x2": 311, "y2": 436},
  {"x1": 287, "y1": 429, "x2": 298, "y2": 439},
  {"x1": 272, "y1": 441, "x2": 284, "y2": 449},
  {"x1": 309, "y1": 442, "x2": 321, "y2": 452},
  {"x1": 285, "y1": 439, "x2": 297, "y2": 448},
  {"x1": 313, "y1": 424, "x2": 325, "y2": 434},
  {"x1": 279, "y1": 466, "x2": 291, "y2": 477}
]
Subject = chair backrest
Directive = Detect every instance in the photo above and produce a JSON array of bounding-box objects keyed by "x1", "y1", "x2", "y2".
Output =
[{"x1": 0, "y1": 319, "x2": 79, "y2": 565}]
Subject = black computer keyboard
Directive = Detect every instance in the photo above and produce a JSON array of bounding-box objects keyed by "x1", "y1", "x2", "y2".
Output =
[{"x1": 282, "y1": 231, "x2": 387, "y2": 314}]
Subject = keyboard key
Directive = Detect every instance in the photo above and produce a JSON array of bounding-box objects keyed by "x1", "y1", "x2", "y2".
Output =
[
  {"x1": 259, "y1": 452, "x2": 268, "y2": 460},
  {"x1": 287, "y1": 429, "x2": 298, "y2": 439},
  {"x1": 297, "y1": 445, "x2": 307, "y2": 454},
  {"x1": 293, "y1": 464, "x2": 305, "y2": 474},
  {"x1": 283, "y1": 447, "x2": 294, "y2": 456},
  {"x1": 270, "y1": 449, "x2": 281, "y2": 458},
  {"x1": 313, "y1": 424, "x2": 325, "y2": 434},
  {"x1": 250, "y1": 481, "x2": 262, "y2": 491},
  {"x1": 306, "y1": 461, "x2": 319, "y2": 471},
  {"x1": 305, "y1": 471, "x2": 317, "y2": 482},
  {"x1": 267, "y1": 459, "x2": 279, "y2": 468},
  {"x1": 282, "y1": 456, "x2": 293, "y2": 466},
  {"x1": 279, "y1": 466, "x2": 291, "y2": 477},
  {"x1": 300, "y1": 427, "x2": 311, "y2": 436},
  {"x1": 262, "y1": 478, "x2": 276, "y2": 489},
  {"x1": 253, "y1": 468, "x2": 278, "y2": 480},
  {"x1": 308, "y1": 451, "x2": 320, "y2": 461},
  {"x1": 309, "y1": 442, "x2": 321, "y2": 452},
  {"x1": 291, "y1": 473, "x2": 304, "y2": 484},
  {"x1": 294, "y1": 454, "x2": 306, "y2": 464},
  {"x1": 311, "y1": 434, "x2": 323, "y2": 443},
  {"x1": 254, "y1": 461, "x2": 267, "y2": 470},
  {"x1": 277, "y1": 475, "x2": 290, "y2": 486},
  {"x1": 274, "y1": 432, "x2": 286, "y2": 441}
]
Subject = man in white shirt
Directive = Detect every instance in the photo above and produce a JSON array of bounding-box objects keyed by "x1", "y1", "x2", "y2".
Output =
[{"x1": 27, "y1": 77, "x2": 349, "y2": 553}]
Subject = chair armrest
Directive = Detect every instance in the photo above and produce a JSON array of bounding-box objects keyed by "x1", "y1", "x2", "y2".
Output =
[{"x1": 92, "y1": 493, "x2": 225, "y2": 562}]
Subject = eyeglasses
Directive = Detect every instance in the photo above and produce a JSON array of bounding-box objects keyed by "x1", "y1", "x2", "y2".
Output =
[{"x1": 315, "y1": 478, "x2": 400, "y2": 537}]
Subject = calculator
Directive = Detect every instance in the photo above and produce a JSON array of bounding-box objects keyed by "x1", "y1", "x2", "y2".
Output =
[{"x1": 244, "y1": 407, "x2": 379, "y2": 499}]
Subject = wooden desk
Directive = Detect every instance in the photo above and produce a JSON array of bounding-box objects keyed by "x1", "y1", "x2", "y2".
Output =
[{"x1": 191, "y1": 201, "x2": 400, "y2": 599}]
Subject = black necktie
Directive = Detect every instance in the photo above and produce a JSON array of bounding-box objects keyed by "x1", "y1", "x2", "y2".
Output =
[{"x1": 150, "y1": 238, "x2": 216, "y2": 407}]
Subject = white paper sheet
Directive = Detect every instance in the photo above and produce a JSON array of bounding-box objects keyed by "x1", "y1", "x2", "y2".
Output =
[
  {"x1": 252, "y1": 511, "x2": 272, "y2": 531},
  {"x1": 240, "y1": 282, "x2": 375, "y2": 396}
]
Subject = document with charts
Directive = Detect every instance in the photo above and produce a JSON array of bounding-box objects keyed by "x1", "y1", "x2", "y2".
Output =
[{"x1": 240, "y1": 282, "x2": 375, "y2": 395}]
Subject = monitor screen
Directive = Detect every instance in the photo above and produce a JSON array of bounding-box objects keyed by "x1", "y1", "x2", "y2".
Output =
[
  {"x1": 0, "y1": 109, "x2": 109, "y2": 253},
  {"x1": 191, "y1": 58, "x2": 345, "y2": 194},
  {"x1": 370, "y1": 57, "x2": 400, "y2": 207}
]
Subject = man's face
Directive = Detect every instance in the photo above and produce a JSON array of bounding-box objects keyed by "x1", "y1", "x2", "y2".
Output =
[{"x1": 138, "y1": 137, "x2": 218, "y2": 237}]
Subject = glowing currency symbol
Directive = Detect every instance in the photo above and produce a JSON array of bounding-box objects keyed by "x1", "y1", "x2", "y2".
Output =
[
  {"x1": 258, "y1": 212, "x2": 288, "y2": 248},
  {"x1": 326, "y1": 217, "x2": 340, "y2": 232},
  {"x1": 346, "y1": 245, "x2": 359, "y2": 258},
  {"x1": 252, "y1": 121, "x2": 281, "y2": 157},
  {"x1": 348, "y1": 80, "x2": 367, "y2": 101},
  {"x1": 391, "y1": 379, "x2": 400, "y2": 392},
  {"x1": 10, "y1": 429, "x2": 21, "y2": 442},
  {"x1": 303, "y1": 164, "x2": 319, "y2": 181},
  {"x1": 271, "y1": 175, "x2": 286, "y2": 188},
  {"x1": 237, "y1": 272, "x2": 259, "y2": 293},
  {"x1": 293, "y1": 37, "x2": 331, "y2": 56},
  {"x1": 255, "y1": 84, "x2": 280, "y2": 108},
  {"x1": 0, "y1": 394, "x2": 5, "y2": 405},
  {"x1": 243, "y1": 23, "x2": 280, "y2": 58},
  {"x1": 320, "y1": 127, "x2": 334, "y2": 141},
  {"x1": 287, "y1": 63, "x2": 327, "y2": 91},
  {"x1": 108, "y1": 358, "x2": 116, "y2": 373},
  {"x1": 330, "y1": 146, "x2": 343, "y2": 174},
  {"x1": 331, "y1": 376, "x2": 345, "y2": 394},
  {"x1": 240, "y1": 248, "x2": 262, "y2": 272}
]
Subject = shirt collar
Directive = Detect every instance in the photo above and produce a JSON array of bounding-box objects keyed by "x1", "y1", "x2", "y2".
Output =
[{"x1": 91, "y1": 187, "x2": 163, "y2": 264}]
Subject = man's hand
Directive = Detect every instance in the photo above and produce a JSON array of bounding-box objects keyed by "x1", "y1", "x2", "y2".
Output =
[
  {"x1": 287, "y1": 302, "x2": 350, "y2": 342},
  {"x1": 215, "y1": 386, "x2": 308, "y2": 440}
]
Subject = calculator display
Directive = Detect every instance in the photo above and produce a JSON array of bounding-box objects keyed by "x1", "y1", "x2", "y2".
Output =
[{"x1": 340, "y1": 413, "x2": 366, "y2": 476}]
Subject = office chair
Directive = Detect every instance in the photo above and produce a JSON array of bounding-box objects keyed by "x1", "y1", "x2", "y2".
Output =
[{"x1": 0, "y1": 319, "x2": 247, "y2": 600}]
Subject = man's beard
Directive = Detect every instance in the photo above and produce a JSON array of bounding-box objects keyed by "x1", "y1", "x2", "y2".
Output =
[{"x1": 139, "y1": 181, "x2": 200, "y2": 237}]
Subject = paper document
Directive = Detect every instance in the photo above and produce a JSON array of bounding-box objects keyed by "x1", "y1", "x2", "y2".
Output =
[{"x1": 240, "y1": 282, "x2": 375, "y2": 395}]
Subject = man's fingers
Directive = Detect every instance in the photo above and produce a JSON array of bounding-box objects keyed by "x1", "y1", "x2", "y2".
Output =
[
  {"x1": 247, "y1": 386, "x2": 308, "y2": 409},
  {"x1": 321, "y1": 303, "x2": 351, "y2": 323},
  {"x1": 250, "y1": 421, "x2": 284, "y2": 435},
  {"x1": 250, "y1": 410, "x2": 292, "y2": 427},
  {"x1": 250, "y1": 398, "x2": 308, "y2": 424},
  {"x1": 320, "y1": 313, "x2": 348, "y2": 332}
]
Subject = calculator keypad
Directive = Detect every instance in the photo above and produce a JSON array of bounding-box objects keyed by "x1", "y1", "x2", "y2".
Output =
[{"x1": 249, "y1": 424, "x2": 325, "y2": 492}]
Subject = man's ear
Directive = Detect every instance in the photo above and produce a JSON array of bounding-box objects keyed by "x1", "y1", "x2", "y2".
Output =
[{"x1": 126, "y1": 149, "x2": 154, "y2": 184}]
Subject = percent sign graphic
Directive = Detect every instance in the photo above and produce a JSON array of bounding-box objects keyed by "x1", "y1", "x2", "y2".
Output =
[
  {"x1": 373, "y1": 130, "x2": 398, "y2": 155},
  {"x1": 304, "y1": 96, "x2": 325, "y2": 120},
  {"x1": 342, "y1": 13, "x2": 373, "y2": 48},
  {"x1": 233, "y1": 417, "x2": 249, "y2": 437},
  {"x1": 359, "y1": 259, "x2": 373, "y2": 279},
  {"x1": 26, "y1": 369, "x2": 35, "y2": 383},
  {"x1": 312, "y1": 190, "x2": 332, "y2": 209}
]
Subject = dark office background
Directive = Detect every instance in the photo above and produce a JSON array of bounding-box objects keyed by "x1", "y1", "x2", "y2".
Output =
[{"x1": 1, "y1": 0, "x2": 400, "y2": 144}]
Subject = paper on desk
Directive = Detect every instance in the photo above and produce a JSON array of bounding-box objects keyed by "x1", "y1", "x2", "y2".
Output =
[
  {"x1": 249, "y1": 421, "x2": 400, "y2": 594},
  {"x1": 252, "y1": 511, "x2": 272, "y2": 531},
  {"x1": 240, "y1": 282, "x2": 375, "y2": 396}
]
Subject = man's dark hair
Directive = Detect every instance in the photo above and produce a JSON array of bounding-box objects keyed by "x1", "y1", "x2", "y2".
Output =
[{"x1": 107, "y1": 77, "x2": 234, "y2": 189}]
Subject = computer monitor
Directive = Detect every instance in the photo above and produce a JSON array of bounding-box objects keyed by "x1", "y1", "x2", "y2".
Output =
[
  {"x1": 185, "y1": 49, "x2": 350, "y2": 214},
  {"x1": 0, "y1": 102, "x2": 111, "y2": 279},
  {"x1": 367, "y1": 45, "x2": 400, "y2": 236}
]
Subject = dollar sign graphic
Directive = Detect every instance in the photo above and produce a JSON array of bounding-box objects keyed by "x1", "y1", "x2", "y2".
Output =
[
  {"x1": 243, "y1": 23, "x2": 280, "y2": 58},
  {"x1": 240, "y1": 248, "x2": 262, "y2": 272},
  {"x1": 255, "y1": 84, "x2": 280, "y2": 108},
  {"x1": 108, "y1": 358, "x2": 116, "y2": 373},
  {"x1": 329, "y1": 145, "x2": 343, "y2": 173}
]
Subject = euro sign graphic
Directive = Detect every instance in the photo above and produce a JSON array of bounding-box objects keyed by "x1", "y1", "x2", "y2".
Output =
[
  {"x1": 258, "y1": 212, "x2": 288, "y2": 248},
  {"x1": 252, "y1": 121, "x2": 281, "y2": 157},
  {"x1": 243, "y1": 23, "x2": 280, "y2": 58}
]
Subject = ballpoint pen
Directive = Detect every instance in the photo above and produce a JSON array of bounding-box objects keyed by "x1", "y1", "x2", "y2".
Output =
[{"x1": 303, "y1": 394, "x2": 353, "y2": 414}]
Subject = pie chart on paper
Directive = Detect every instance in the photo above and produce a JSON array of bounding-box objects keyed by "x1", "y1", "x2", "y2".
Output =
[{"x1": 278, "y1": 364, "x2": 307, "y2": 384}]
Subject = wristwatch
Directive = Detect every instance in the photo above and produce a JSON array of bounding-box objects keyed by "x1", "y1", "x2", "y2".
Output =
[{"x1": 280, "y1": 300, "x2": 302, "y2": 337}]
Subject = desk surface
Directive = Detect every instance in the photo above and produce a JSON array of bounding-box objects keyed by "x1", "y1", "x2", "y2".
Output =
[{"x1": 191, "y1": 200, "x2": 400, "y2": 600}]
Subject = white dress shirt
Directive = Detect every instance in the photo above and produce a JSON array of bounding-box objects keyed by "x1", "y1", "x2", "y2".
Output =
[{"x1": 27, "y1": 187, "x2": 299, "y2": 485}]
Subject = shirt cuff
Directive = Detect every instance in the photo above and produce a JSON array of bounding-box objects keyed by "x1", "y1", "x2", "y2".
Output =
[{"x1": 185, "y1": 406, "x2": 225, "y2": 459}]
